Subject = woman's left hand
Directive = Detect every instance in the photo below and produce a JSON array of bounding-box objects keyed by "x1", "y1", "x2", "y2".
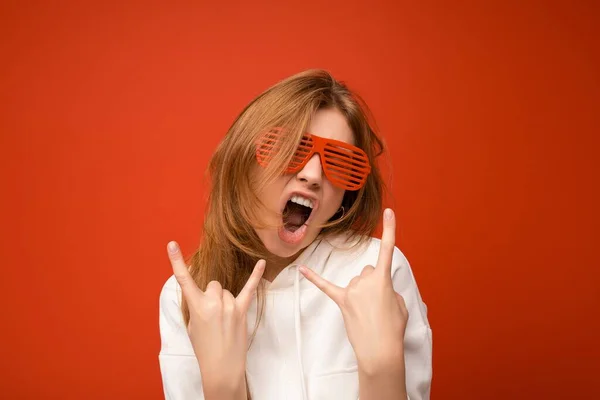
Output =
[{"x1": 299, "y1": 208, "x2": 408, "y2": 374}]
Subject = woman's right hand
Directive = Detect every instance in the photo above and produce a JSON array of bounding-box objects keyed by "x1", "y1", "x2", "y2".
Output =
[{"x1": 167, "y1": 241, "x2": 265, "y2": 400}]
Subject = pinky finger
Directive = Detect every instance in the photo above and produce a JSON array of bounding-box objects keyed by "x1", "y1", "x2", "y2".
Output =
[{"x1": 167, "y1": 241, "x2": 203, "y2": 301}]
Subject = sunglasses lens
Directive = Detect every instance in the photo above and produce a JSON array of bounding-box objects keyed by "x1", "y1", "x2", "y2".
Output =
[
  {"x1": 256, "y1": 130, "x2": 280, "y2": 166},
  {"x1": 257, "y1": 132, "x2": 314, "y2": 172},
  {"x1": 323, "y1": 144, "x2": 370, "y2": 190},
  {"x1": 287, "y1": 135, "x2": 313, "y2": 172}
]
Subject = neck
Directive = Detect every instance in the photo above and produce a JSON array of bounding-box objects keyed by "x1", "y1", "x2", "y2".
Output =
[{"x1": 262, "y1": 249, "x2": 304, "y2": 282}]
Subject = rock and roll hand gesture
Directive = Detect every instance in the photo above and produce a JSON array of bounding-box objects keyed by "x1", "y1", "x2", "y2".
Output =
[
  {"x1": 299, "y1": 208, "x2": 409, "y2": 374},
  {"x1": 167, "y1": 241, "x2": 265, "y2": 400}
]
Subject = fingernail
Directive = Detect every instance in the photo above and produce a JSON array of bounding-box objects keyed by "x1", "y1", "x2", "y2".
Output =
[
  {"x1": 168, "y1": 241, "x2": 179, "y2": 254},
  {"x1": 298, "y1": 265, "x2": 307, "y2": 274},
  {"x1": 384, "y1": 208, "x2": 393, "y2": 220}
]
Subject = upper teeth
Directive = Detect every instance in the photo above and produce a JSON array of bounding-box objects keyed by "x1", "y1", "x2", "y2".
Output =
[{"x1": 291, "y1": 195, "x2": 314, "y2": 209}]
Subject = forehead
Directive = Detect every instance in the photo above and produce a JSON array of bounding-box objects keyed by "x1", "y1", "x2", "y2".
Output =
[{"x1": 307, "y1": 108, "x2": 355, "y2": 146}]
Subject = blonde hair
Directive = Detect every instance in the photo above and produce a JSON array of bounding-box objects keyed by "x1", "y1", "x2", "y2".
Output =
[{"x1": 183, "y1": 69, "x2": 386, "y2": 397}]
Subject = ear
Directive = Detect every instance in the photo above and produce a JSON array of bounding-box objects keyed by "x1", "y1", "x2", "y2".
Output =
[{"x1": 329, "y1": 192, "x2": 353, "y2": 223}]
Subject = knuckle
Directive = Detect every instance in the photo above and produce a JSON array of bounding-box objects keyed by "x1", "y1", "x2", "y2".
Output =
[
  {"x1": 222, "y1": 290, "x2": 236, "y2": 310},
  {"x1": 349, "y1": 276, "x2": 361, "y2": 287},
  {"x1": 174, "y1": 272, "x2": 188, "y2": 285},
  {"x1": 361, "y1": 265, "x2": 374, "y2": 276},
  {"x1": 203, "y1": 298, "x2": 222, "y2": 314},
  {"x1": 382, "y1": 241, "x2": 394, "y2": 252},
  {"x1": 207, "y1": 280, "x2": 222, "y2": 289},
  {"x1": 173, "y1": 270, "x2": 190, "y2": 282},
  {"x1": 223, "y1": 302, "x2": 235, "y2": 314},
  {"x1": 347, "y1": 285, "x2": 359, "y2": 298},
  {"x1": 223, "y1": 289, "x2": 234, "y2": 300},
  {"x1": 316, "y1": 279, "x2": 328, "y2": 291},
  {"x1": 396, "y1": 294, "x2": 408, "y2": 309}
]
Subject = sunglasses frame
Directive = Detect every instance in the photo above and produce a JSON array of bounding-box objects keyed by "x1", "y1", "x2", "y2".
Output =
[{"x1": 256, "y1": 129, "x2": 372, "y2": 191}]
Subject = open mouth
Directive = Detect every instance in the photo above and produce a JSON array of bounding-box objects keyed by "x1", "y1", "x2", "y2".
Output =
[{"x1": 282, "y1": 195, "x2": 314, "y2": 232}]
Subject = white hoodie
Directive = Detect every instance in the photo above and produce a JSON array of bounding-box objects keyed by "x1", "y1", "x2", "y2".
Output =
[{"x1": 159, "y1": 234, "x2": 433, "y2": 399}]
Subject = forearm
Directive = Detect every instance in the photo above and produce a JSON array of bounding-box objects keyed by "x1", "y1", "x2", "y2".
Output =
[
  {"x1": 201, "y1": 368, "x2": 247, "y2": 400},
  {"x1": 203, "y1": 382, "x2": 246, "y2": 400},
  {"x1": 357, "y1": 354, "x2": 408, "y2": 400}
]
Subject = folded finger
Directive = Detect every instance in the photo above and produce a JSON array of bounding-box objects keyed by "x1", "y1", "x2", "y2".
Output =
[
  {"x1": 360, "y1": 265, "x2": 375, "y2": 277},
  {"x1": 205, "y1": 280, "x2": 223, "y2": 299}
]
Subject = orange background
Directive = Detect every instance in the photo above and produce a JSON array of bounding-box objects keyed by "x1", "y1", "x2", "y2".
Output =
[{"x1": 1, "y1": 1, "x2": 598, "y2": 399}]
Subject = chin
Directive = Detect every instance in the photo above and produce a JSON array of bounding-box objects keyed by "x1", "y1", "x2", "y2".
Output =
[
  {"x1": 263, "y1": 235, "x2": 304, "y2": 258},
  {"x1": 259, "y1": 229, "x2": 315, "y2": 258}
]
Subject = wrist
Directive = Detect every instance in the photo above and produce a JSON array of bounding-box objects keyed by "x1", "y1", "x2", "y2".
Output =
[
  {"x1": 357, "y1": 347, "x2": 405, "y2": 377},
  {"x1": 358, "y1": 355, "x2": 407, "y2": 400}
]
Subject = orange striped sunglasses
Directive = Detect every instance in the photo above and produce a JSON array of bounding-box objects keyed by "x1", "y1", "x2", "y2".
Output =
[{"x1": 255, "y1": 128, "x2": 371, "y2": 191}]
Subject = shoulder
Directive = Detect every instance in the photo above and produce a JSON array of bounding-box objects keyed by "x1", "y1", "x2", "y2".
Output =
[
  {"x1": 160, "y1": 275, "x2": 182, "y2": 313},
  {"x1": 362, "y1": 237, "x2": 410, "y2": 269},
  {"x1": 157, "y1": 278, "x2": 202, "y2": 395},
  {"x1": 159, "y1": 275, "x2": 194, "y2": 355}
]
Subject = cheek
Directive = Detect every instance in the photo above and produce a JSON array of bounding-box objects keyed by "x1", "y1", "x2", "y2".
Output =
[
  {"x1": 318, "y1": 184, "x2": 345, "y2": 219},
  {"x1": 254, "y1": 176, "x2": 289, "y2": 213}
]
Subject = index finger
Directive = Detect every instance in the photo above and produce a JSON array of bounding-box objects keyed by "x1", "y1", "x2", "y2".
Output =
[
  {"x1": 299, "y1": 265, "x2": 345, "y2": 305},
  {"x1": 236, "y1": 259, "x2": 266, "y2": 311},
  {"x1": 167, "y1": 241, "x2": 204, "y2": 301},
  {"x1": 376, "y1": 208, "x2": 396, "y2": 279}
]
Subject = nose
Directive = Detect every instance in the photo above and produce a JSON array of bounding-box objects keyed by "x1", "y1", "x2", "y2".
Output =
[{"x1": 296, "y1": 153, "x2": 323, "y2": 188}]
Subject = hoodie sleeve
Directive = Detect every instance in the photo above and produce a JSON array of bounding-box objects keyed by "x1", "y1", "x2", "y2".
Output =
[
  {"x1": 391, "y1": 247, "x2": 433, "y2": 400},
  {"x1": 158, "y1": 275, "x2": 205, "y2": 399}
]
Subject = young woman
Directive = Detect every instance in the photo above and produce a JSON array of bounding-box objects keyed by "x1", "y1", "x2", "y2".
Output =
[{"x1": 159, "y1": 70, "x2": 432, "y2": 400}]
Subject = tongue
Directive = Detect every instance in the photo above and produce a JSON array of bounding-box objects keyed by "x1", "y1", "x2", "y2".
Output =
[
  {"x1": 280, "y1": 203, "x2": 310, "y2": 244},
  {"x1": 286, "y1": 211, "x2": 305, "y2": 226},
  {"x1": 283, "y1": 202, "x2": 309, "y2": 229}
]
